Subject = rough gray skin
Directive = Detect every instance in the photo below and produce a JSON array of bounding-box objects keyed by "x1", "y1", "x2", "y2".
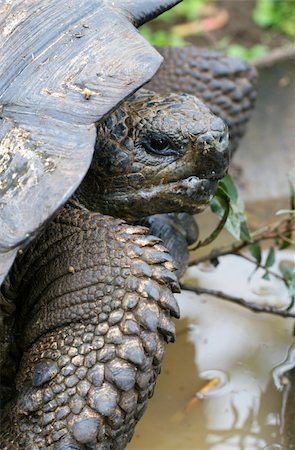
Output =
[
  {"x1": 142, "y1": 47, "x2": 257, "y2": 272},
  {"x1": 0, "y1": 0, "x2": 182, "y2": 285},
  {"x1": 0, "y1": 87, "x2": 229, "y2": 449},
  {"x1": 140, "y1": 212, "x2": 199, "y2": 275},
  {"x1": 0, "y1": 40, "x2": 258, "y2": 448},
  {"x1": 1, "y1": 207, "x2": 181, "y2": 450},
  {"x1": 76, "y1": 90, "x2": 229, "y2": 220},
  {"x1": 148, "y1": 47, "x2": 257, "y2": 156}
]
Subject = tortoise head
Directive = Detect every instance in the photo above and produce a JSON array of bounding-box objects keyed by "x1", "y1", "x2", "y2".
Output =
[{"x1": 76, "y1": 90, "x2": 229, "y2": 221}]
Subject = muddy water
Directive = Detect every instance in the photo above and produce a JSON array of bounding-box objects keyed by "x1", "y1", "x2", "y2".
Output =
[
  {"x1": 128, "y1": 198, "x2": 294, "y2": 450},
  {"x1": 128, "y1": 253, "x2": 294, "y2": 450}
]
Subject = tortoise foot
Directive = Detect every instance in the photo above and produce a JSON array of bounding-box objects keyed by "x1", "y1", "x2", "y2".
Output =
[
  {"x1": 0, "y1": 208, "x2": 180, "y2": 449},
  {"x1": 1, "y1": 319, "x2": 172, "y2": 449}
]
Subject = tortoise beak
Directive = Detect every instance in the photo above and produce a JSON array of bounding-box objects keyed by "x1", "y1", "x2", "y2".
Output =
[{"x1": 194, "y1": 120, "x2": 230, "y2": 180}]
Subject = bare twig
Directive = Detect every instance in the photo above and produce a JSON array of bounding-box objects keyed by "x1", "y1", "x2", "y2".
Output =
[
  {"x1": 234, "y1": 252, "x2": 288, "y2": 285},
  {"x1": 253, "y1": 45, "x2": 295, "y2": 68},
  {"x1": 190, "y1": 199, "x2": 230, "y2": 251},
  {"x1": 189, "y1": 219, "x2": 295, "y2": 267},
  {"x1": 277, "y1": 233, "x2": 295, "y2": 246},
  {"x1": 180, "y1": 283, "x2": 295, "y2": 319}
]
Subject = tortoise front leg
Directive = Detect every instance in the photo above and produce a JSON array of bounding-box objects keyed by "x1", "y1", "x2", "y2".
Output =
[
  {"x1": 0, "y1": 205, "x2": 179, "y2": 449},
  {"x1": 141, "y1": 213, "x2": 199, "y2": 277}
]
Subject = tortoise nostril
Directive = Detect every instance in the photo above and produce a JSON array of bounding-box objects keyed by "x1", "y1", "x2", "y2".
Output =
[
  {"x1": 196, "y1": 129, "x2": 228, "y2": 153},
  {"x1": 217, "y1": 133, "x2": 227, "y2": 149},
  {"x1": 216, "y1": 129, "x2": 229, "y2": 152}
]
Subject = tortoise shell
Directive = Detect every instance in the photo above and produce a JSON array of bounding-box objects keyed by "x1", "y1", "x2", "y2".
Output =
[{"x1": 0, "y1": 0, "x2": 181, "y2": 284}]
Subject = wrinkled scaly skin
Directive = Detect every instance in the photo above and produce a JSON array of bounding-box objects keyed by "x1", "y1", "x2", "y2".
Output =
[
  {"x1": 0, "y1": 87, "x2": 229, "y2": 449},
  {"x1": 144, "y1": 47, "x2": 257, "y2": 271},
  {"x1": 0, "y1": 0, "x2": 180, "y2": 285},
  {"x1": 1, "y1": 206, "x2": 180, "y2": 449},
  {"x1": 148, "y1": 47, "x2": 257, "y2": 156},
  {"x1": 0, "y1": 49, "x2": 257, "y2": 449},
  {"x1": 2, "y1": 91, "x2": 228, "y2": 450},
  {"x1": 140, "y1": 213, "x2": 199, "y2": 277},
  {"x1": 76, "y1": 89, "x2": 229, "y2": 220}
]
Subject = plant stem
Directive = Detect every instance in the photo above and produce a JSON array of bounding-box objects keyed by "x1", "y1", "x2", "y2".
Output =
[
  {"x1": 180, "y1": 283, "x2": 295, "y2": 319},
  {"x1": 277, "y1": 233, "x2": 295, "y2": 246},
  {"x1": 190, "y1": 200, "x2": 230, "y2": 251},
  {"x1": 234, "y1": 252, "x2": 288, "y2": 285},
  {"x1": 189, "y1": 218, "x2": 295, "y2": 267}
]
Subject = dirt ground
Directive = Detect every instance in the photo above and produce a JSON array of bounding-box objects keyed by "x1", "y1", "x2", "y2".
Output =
[{"x1": 204, "y1": 0, "x2": 291, "y2": 49}]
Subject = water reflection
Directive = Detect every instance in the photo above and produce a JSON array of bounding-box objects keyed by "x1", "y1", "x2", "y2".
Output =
[{"x1": 128, "y1": 251, "x2": 294, "y2": 450}]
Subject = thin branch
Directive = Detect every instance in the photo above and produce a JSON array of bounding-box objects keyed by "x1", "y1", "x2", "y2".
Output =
[
  {"x1": 277, "y1": 233, "x2": 295, "y2": 246},
  {"x1": 189, "y1": 219, "x2": 295, "y2": 267},
  {"x1": 253, "y1": 45, "x2": 295, "y2": 67},
  {"x1": 190, "y1": 200, "x2": 230, "y2": 251},
  {"x1": 180, "y1": 283, "x2": 295, "y2": 319},
  {"x1": 234, "y1": 252, "x2": 288, "y2": 285}
]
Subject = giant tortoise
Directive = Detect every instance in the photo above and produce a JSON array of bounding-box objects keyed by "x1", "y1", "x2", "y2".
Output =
[{"x1": 0, "y1": 1, "x2": 256, "y2": 448}]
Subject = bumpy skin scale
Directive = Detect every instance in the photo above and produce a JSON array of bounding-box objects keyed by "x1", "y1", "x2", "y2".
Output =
[
  {"x1": 0, "y1": 48, "x2": 257, "y2": 449},
  {"x1": 0, "y1": 68, "x2": 230, "y2": 450},
  {"x1": 0, "y1": 204, "x2": 180, "y2": 449},
  {"x1": 147, "y1": 47, "x2": 257, "y2": 155},
  {"x1": 143, "y1": 47, "x2": 257, "y2": 269},
  {"x1": 0, "y1": 0, "x2": 182, "y2": 284},
  {"x1": 76, "y1": 90, "x2": 229, "y2": 220},
  {"x1": 140, "y1": 213, "x2": 199, "y2": 277}
]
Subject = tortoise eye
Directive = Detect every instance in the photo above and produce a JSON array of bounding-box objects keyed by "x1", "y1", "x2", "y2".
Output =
[{"x1": 142, "y1": 134, "x2": 178, "y2": 156}]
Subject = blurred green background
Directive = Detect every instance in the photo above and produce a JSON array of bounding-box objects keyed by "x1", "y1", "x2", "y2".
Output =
[{"x1": 141, "y1": 0, "x2": 295, "y2": 60}]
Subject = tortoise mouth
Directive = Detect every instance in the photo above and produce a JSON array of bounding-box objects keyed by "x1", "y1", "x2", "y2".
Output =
[
  {"x1": 151, "y1": 175, "x2": 219, "y2": 212},
  {"x1": 100, "y1": 175, "x2": 220, "y2": 221}
]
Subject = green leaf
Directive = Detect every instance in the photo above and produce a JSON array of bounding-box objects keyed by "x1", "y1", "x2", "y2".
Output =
[
  {"x1": 155, "y1": 0, "x2": 204, "y2": 22},
  {"x1": 253, "y1": 0, "x2": 276, "y2": 27},
  {"x1": 279, "y1": 261, "x2": 295, "y2": 281},
  {"x1": 265, "y1": 247, "x2": 276, "y2": 269},
  {"x1": 262, "y1": 272, "x2": 271, "y2": 281},
  {"x1": 240, "y1": 220, "x2": 251, "y2": 241},
  {"x1": 253, "y1": 0, "x2": 295, "y2": 37},
  {"x1": 210, "y1": 175, "x2": 250, "y2": 242},
  {"x1": 279, "y1": 229, "x2": 292, "y2": 250},
  {"x1": 279, "y1": 261, "x2": 295, "y2": 305},
  {"x1": 225, "y1": 212, "x2": 245, "y2": 240},
  {"x1": 225, "y1": 44, "x2": 268, "y2": 61},
  {"x1": 210, "y1": 194, "x2": 228, "y2": 215},
  {"x1": 225, "y1": 197, "x2": 250, "y2": 241},
  {"x1": 192, "y1": 194, "x2": 229, "y2": 249},
  {"x1": 249, "y1": 243, "x2": 262, "y2": 265},
  {"x1": 219, "y1": 175, "x2": 238, "y2": 204},
  {"x1": 140, "y1": 26, "x2": 187, "y2": 47}
]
